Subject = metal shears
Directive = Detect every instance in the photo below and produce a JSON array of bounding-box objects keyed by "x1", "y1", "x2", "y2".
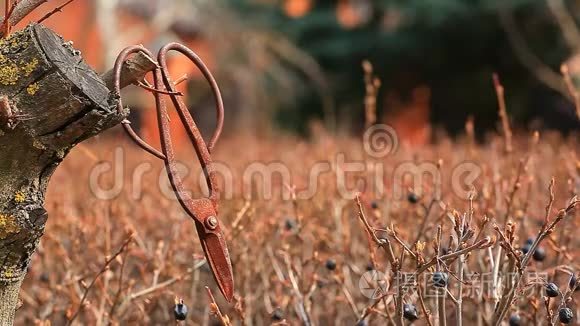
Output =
[{"x1": 112, "y1": 43, "x2": 234, "y2": 302}]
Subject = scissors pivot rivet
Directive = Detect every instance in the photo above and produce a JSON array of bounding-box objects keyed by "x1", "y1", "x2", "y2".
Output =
[{"x1": 206, "y1": 216, "x2": 219, "y2": 229}]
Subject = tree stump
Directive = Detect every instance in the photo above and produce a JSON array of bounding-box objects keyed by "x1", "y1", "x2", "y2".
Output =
[{"x1": 0, "y1": 24, "x2": 125, "y2": 324}]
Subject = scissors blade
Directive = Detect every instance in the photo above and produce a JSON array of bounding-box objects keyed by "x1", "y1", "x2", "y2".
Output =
[{"x1": 195, "y1": 221, "x2": 234, "y2": 302}]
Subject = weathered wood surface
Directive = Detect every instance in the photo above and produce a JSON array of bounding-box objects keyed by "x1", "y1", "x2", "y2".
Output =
[
  {"x1": 101, "y1": 51, "x2": 156, "y2": 90},
  {"x1": 0, "y1": 23, "x2": 126, "y2": 324}
]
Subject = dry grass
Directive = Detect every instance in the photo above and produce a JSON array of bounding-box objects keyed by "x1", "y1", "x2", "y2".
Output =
[{"x1": 15, "y1": 127, "x2": 579, "y2": 325}]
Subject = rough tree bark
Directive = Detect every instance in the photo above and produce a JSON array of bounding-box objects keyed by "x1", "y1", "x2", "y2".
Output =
[{"x1": 0, "y1": 24, "x2": 151, "y2": 324}]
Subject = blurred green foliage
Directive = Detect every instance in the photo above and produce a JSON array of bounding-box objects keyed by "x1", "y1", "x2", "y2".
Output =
[{"x1": 226, "y1": 0, "x2": 576, "y2": 135}]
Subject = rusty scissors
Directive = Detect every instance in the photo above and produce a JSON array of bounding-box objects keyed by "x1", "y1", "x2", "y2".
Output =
[{"x1": 112, "y1": 43, "x2": 234, "y2": 301}]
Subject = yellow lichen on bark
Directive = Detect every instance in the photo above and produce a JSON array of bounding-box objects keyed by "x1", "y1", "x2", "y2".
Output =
[
  {"x1": 14, "y1": 191, "x2": 25, "y2": 203},
  {"x1": 0, "y1": 266, "x2": 16, "y2": 279},
  {"x1": 0, "y1": 31, "x2": 29, "y2": 52},
  {"x1": 0, "y1": 64, "x2": 19, "y2": 85},
  {"x1": 0, "y1": 57, "x2": 39, "y2": 86},
  {"x1": 0, "y1": 29, "x2": 37, "y2": 86},
  {"x1": 22, "y1": 58, "x2": 38, "y2": 76},
  {"x1": 0, "y1": 214, "x2": 20, "y2": 239},
  {"x1": 26, "y1": 83, "x2": 39, "y2": 95}
]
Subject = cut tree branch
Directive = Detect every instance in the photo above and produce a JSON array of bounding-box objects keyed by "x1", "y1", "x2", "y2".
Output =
[
  {"x1": 0, "y1": 23, "x2": 147, "y2": 325},
  {"x1": 101, "y1": 51, "x2": 157, "y2": 90}
]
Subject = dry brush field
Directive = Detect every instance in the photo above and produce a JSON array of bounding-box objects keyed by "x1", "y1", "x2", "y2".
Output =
[{"x1": 16, "y1": 128, "x2": 580, "y2": 325}]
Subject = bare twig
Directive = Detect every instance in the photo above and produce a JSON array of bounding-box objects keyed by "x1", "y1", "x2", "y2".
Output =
[
  {"x1": 544, "y1": 178, "x2": 555, "y2": 224},
  {"x1": 3, "y1": 0, "x2": 10, "y2": 36},
  {"x1": 492, "y1": 73, "x2": 513, "y2": 153},
  {"x1": 395, "y1": 252, "x2": 405, "y2": 326},
  {"x1": 340, "y1": 282, "x2": 360, "y2": 318},
  {"x1": 492, "y1": 190, "x2": 579, "y2": 325},
  {"x1": 504, "y1": 158, "x2": 528, "y2": 226},
  {"x1": 545, "y1": 0, "x2": 580, "y2": 50},
  {"x1": 355, "y1": 195, "x2": 399, "y2": 271},
  {"x1": 67, "y1": 234, "x2": 133, "y2": 325},
  {"x1": 561, "y1": 64, "x2": 580, "y2": 120},
  {"x1": 414, "y1": 199, "x2": 438, "y2": 244},
  {"x1": 385, "y1": 227, "x2": 418, "y2": 261},
  {"x1": 493, "y1": 225, "x2": 522, "y2": 268},
  {"x1": 115, "y1": 263, "x2": 200, "y2": 316},
  {"x1": 0, "y1": 0, "x2": 48, "y2": 38},
  {"x1": 456, "y1": 212, "x2": 467, "y2": 326},
  {"x1": 543, "y1": 297, "x2": 555, "y2": 326},
  {"x1": 437, "y1": 289, "x2": 447, "y2": 326},
  {"x1": 37, "y1": 0, "x2": 76, "y2": 23},
  {"x1": 282, "y1": 253, "x2": 312, "y2": 326},
  {"x1": 417, "y1": 284, "x2": 434, "y2": 326},
  {"x1": 206, "y1": 287, "x2": 232, "y2": 326},
  {"x1": 136, "y1": 79, "x2": 183, "y2": 96},
  {"x1": 108, "y1": 250, "x2": 128, "y2": 321},
  {"x1": 231, "y1": 200, "x2": 251, "y2": 229},
  {"x1": 417, "y1": 237, "x2": 493, "y2": 275},
  {"x1": 362, "y1": 60, "x2": 380, "y2": 128},
  {"x1": 357, "y1": 292, "x2": 392, "y2": 323},
  {"x1": 497, "y1": 9, "x2": 568, "y2": 96}
]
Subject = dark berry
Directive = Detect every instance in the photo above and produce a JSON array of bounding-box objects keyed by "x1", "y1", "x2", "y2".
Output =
[
  {"x1": 271, "y1": 308, "x2": 284, "y2": 321},
  {"x1": 284, "y1": 218, "x2": 296, "y2": 231},
  {"x1": 403, "y1": 303, "x2": 419, "y2": 321},
  {"x1": 173, "y1": 299, "x2": 188, "y2": 321},
  {"x1": 366, "y1": 262, "x2": 374, "y2": 271},
  {"x1": 272, "y1": 308, "x2": 284, "y2": 321},
  {"x1": 509, "y1": 313, "x2": 521, "y2": 326},
  {"x1": 325, "y1": 259, "x2": 337, "y2": 271},
  {"x1": 559, "y1": 307, "x2": 574, "y2": 324},
  {"x1": 521, "y1": 244, "x2": 531, "y2": 255},
  {"x1": 545, "y1": 283, "x2": 560, "y2": 297},
  {"x1": 525, "y1": 238, "x2": 534, "y2": 245},
  {"x1": 355, "y1": 320, "x2": 368, "y2": 326},
  {"x1": 371, "y1": 201, "x2": 379, "y2": 209},
  {"x1": 39, "y1": 272, "x2": 49, "y2": 283},
  {"x1": 533, "y1": 247, "x2": 546, "y2": 261},
  {"x1": 432, "y1": 272, "x2": 449, "y2": 288},
  {"x1": 407, "y1": 192, "x2": 420, "y2": 204},
  {"x1": 569, "y1": 274, "x2": 578, "y2": 291}
]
